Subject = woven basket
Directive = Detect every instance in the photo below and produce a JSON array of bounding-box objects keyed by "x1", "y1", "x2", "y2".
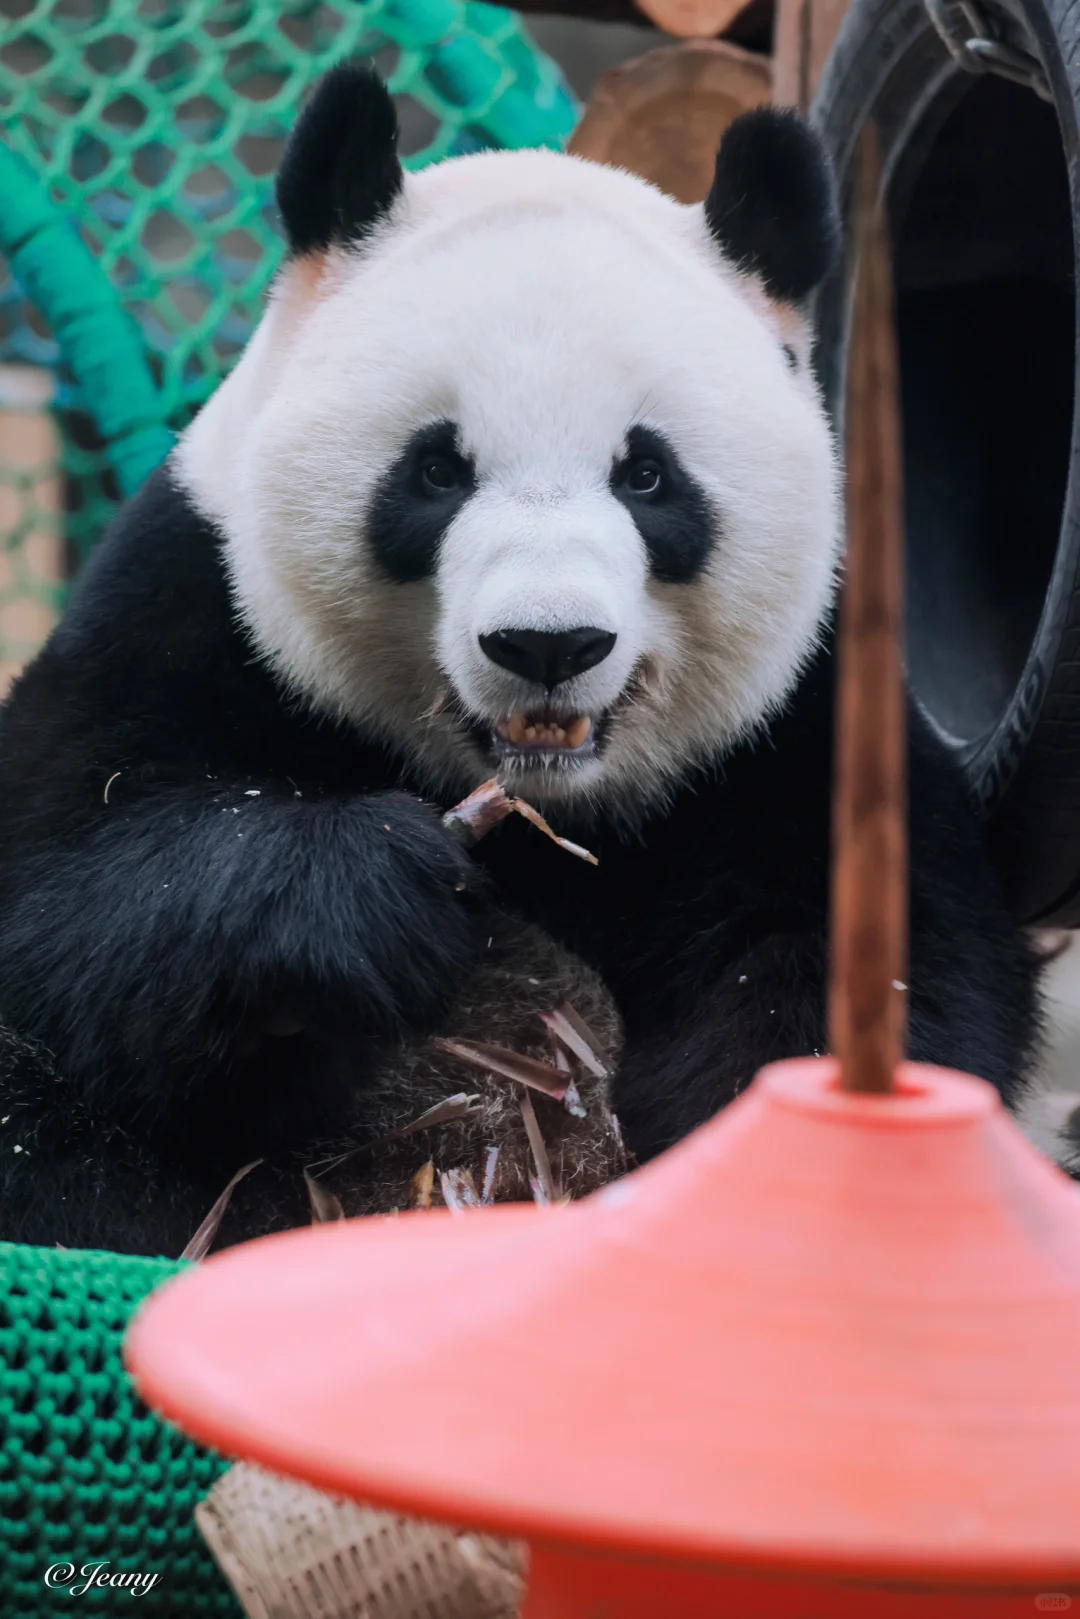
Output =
[{"x1": 198, "y1": 1464, "x2": 525, "y2": 1619}]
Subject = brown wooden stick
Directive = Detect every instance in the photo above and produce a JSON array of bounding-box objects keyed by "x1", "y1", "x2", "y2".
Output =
[
  {"x1": 771, "y1": 0, "x2": 851, "y2": 112},
  {"x1": 829, "y1": 124, "x2": 909, "y2": 1095}
]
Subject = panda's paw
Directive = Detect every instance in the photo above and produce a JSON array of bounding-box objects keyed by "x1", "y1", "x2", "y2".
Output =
[{"x1": 324, "y1": 789, "x2": 484, "y2": 1031}]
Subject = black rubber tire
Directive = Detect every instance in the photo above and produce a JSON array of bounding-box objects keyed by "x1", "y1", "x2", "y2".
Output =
[{"x1": 812, "y1": 0, "x2": 1080, "y2": 923}]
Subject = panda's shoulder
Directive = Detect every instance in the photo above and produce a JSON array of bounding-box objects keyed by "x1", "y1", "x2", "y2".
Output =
[{"x1": 52, "y1": 462, "x2": 241, "y2": 678}]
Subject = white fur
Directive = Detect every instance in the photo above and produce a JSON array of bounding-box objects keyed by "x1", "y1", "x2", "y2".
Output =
[{"x1": 175, "y1": 147, "x2": 841, "y2": 817}]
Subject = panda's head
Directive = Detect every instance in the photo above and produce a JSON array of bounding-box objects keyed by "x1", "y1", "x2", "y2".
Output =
[{"x1": 177, "y1": 65, "x2": 842, "y2": 819}]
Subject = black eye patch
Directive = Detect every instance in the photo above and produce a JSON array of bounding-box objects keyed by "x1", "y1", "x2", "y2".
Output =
[
  {"x1": 610, "y1": 424, "x2": 717, "y2": 584},
  {"x1": 367, "y1": 421, "x2": 476, "y2": 583}
]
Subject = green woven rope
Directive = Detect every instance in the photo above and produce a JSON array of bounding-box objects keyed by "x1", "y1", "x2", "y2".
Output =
[
  {"x1": 0, "y1": 146, "x2": 173, "y2": 500},
  {"x1": 0, "y1": 1243, "x2": 238, "y2": 1616}
]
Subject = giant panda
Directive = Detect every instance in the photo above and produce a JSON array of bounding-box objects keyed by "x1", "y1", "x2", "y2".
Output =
[{"x1": 0, "y1": 65, "x2": 1041, "y2": 1256}]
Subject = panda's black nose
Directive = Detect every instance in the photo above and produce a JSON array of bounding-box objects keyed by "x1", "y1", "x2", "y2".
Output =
[{"x1": 479, "y1": 627, "x2": 616, "y2": 689}]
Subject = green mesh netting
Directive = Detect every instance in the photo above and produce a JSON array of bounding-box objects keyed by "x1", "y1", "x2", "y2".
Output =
[
  {"x1": 0, "y1": 1242, "x2": 238, "y2": 1615},
  {"x1": 0, "y1": 0, "x2": 579, "y2": 663}
]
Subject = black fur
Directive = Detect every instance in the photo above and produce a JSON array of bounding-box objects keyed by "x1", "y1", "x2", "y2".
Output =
[
  {"x1": 611, "y1": 424, "x2": 717, "y2": 584},
  {"x1": 368, "y1": 420, "x2": 477, "y2": 582},
  {"x1": 0, "y1": 469, "x2": 1040, "y2": 1254},
  {"x1": 705, "y1": 109, "x2": 842, "y2": 303},
  {"x1": 276, "y1": 62, "x2": 403, "y2": 256}
]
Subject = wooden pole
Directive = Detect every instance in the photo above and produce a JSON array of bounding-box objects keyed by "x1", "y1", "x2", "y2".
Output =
[
  {"x1": 772, "y1": 0, "x2": 853, "y2": 111},
  {"x1": 771, "y1": 0, "x2": 811, "y2": 110},
  {"x1": 828, "y1": 125, "x2": 908, "y2": 1095}
]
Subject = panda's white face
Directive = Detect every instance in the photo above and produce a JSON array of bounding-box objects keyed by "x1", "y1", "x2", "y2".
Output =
[{"x1": 178, "y1": 146, "x2": 840, "y2": 820}]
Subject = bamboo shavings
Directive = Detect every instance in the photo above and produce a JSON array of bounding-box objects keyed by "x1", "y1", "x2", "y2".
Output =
[
  {"x1": 254, "y1": 926, "x2": 622, "y2": 1231},
  {"x1": 431, "y1": 1037, "x2": 568, "y2": 1100},
  {"x1": 396, "y1": 1092, "x2": 481, "y2": 1138},
  {"x1": 519, "y1": 1089, "x2": 559, "y2": 1204},
  {"x1": 308, "y1": 1092, "x2": 480, "y2": 1176},
  {"x1": 180, "y1": 1160, "x2": 263, "y2": 1261},
  {"x1": 548, "y1": 1031, "x2": 571, "y2": 1073},
  {"x1": 411, "y1": 1160, "x2": 435, "y2": 1210},
  {"x1": 544, "y1": 1025, "x2": 586, "y2": 1117},
  {"x1": 440, "y1": 1167, "x2": 482, "y2": 1212},
  {"x1": 610, "y1": 1113, "x2": 628, "y2": 1166},
  {"x1": 562, "y1": 1077, "x2": 587, "y2": 1118},
  {"x1": 481, "y1": 1146, "x2": 501, "y2": 1204},
  {"x1": 304, "y1": 1168, "x2": 345, "y2": 1224},
  {"x1": 541, "y1": 1002, "x2": 611, "y2": 1078}
]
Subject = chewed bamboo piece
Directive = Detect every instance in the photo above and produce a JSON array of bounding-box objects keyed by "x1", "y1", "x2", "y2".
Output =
[
  {"x1": 442, "y1": 778, "x2": 598, "y2": 865},
  {"x1": 441, "y1": 778, "x2": 516, "y2": 844}
]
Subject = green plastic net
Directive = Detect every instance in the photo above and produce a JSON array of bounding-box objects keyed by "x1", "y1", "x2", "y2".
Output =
[{"x1": 0, "y1": 0, "x2": 579, "y2": 671}]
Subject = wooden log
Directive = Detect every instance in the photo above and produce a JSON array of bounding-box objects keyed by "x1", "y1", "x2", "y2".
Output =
[
  {"x1": 771, "y1": 0, "x2": 811, "y2": 110},
  {"x1": 569, "y1": 39, "x2": 772, "y2": 201},
  {"x1": 828, "y1": 125, "x2": 909, "y2": 1095},
  {"x1": 0, "y1": 366, "x2": 63, "y2": 699}
]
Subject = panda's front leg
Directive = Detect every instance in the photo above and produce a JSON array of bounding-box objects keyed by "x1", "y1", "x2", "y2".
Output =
[
  {"x1": 608, "y1": 893, "x2": 1038, "y2": 1164},
  {"x1": 0, "y1": 783, "x2": 482, "y2": 1162},
  {"x1": 609, "y1": 930, "x2": 830, "y2": 1162}
]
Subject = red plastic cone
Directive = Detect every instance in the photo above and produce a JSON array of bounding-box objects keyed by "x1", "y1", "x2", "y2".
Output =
[{"x1": 127, "y1": 1056, "x2": 1080, "y2": 1616}]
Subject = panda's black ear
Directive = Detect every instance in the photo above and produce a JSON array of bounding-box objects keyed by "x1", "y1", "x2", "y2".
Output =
[
  {"x1": 704, "y1": 109, "x2": 840, "y2": 303},
  {"x1": 276, "y1": 63, "x2": 403, "y2": 257}
]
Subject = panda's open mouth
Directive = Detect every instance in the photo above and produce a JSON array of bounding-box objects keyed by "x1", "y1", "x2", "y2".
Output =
[
  {"x1": 494, "y1": 711, "x2": 594, "y2": 755},
  {"x1": 445, "y1": 665, "x2": 646, "y2": 768}
]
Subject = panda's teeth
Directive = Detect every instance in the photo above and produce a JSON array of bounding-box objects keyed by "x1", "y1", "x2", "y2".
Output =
[{"x1": 498, "y1": 713, "x2": 592, "y2": 749}]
